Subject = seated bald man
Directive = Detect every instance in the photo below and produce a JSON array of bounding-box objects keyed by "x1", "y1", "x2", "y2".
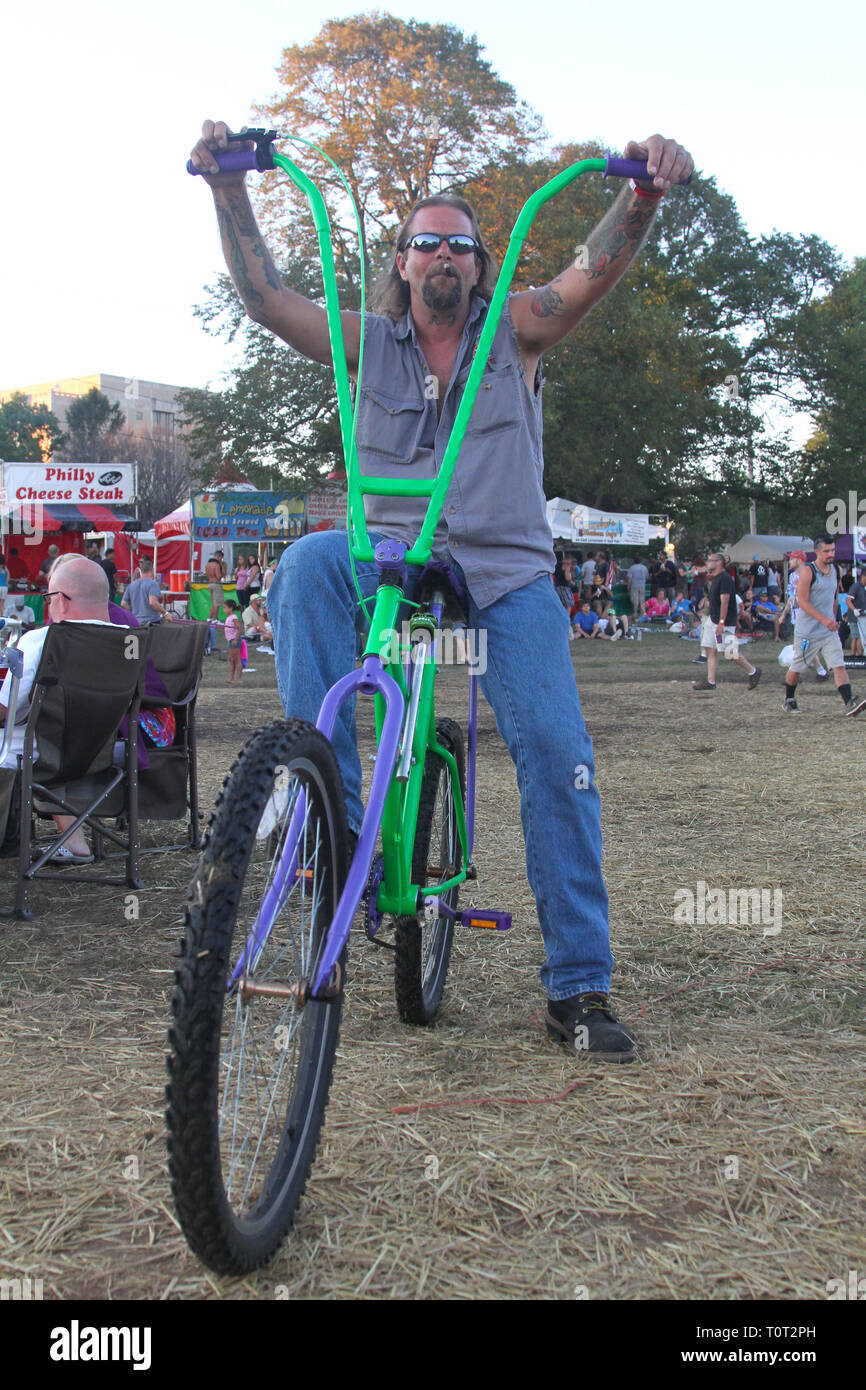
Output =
[{"x1": 0, "y1": 555, "x2": 115, "y2": 862}]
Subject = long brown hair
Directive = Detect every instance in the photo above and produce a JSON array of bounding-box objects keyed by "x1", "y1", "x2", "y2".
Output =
[{"x1": 369, "y1": 195, "x2": 499, "y2": 321}]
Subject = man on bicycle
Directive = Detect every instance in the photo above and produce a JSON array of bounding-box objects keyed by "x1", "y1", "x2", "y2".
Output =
[{"x1": 190, "y1": 120, "x2": 694, "y2": 1062}]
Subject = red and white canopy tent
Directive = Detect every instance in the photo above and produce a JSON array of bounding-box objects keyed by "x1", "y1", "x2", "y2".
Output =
[{"x1": 153, "y1": 500, "x2": 196, "y2": 579}]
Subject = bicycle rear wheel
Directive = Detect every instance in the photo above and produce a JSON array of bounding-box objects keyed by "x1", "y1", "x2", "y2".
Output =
[
  {"x1": 394, "y1": 717, "x2": 464, "y2": 1025},
  {"x1": 166, "y1": 718, "x2": 349, "y2": 1275}
]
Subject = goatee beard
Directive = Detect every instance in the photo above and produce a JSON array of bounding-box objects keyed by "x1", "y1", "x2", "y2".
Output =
[{"x1": 421, "y1": 271, "x2": 462, "y2": 311}]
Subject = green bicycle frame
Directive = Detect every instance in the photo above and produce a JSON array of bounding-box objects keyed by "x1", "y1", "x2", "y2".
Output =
[{"x1": 269, "y1": 148, "x2": 609, "y2": 917}]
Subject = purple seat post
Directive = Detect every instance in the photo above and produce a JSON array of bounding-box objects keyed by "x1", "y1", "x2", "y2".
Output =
[{"x1": 466, "y1": 672, "x2": 478, "y2": 860}]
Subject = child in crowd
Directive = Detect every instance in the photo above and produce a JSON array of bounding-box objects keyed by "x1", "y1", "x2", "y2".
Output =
[{"x1": 224, "y1": 599, "x2": 243, "y2": 684}]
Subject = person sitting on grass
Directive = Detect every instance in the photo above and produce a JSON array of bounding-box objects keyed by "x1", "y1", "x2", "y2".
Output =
[
  {"x1": 224, "y1": 599, "x2": 243, "y2": 684},
  {"x1": 752, "y1": 591, "x2": 780, "y2": 633},
  {"x1": 645, "y1": 593, "x2": 670, "y2": 619},
  {"x1": 573, "y1": 600, "x2": 603, "y2": 639},
  {"x1": 600, "y1": 612, "x2": 626, "y2": 640},
  {"x1": 242, "y1": 594, "x2": 272, "y2": 642},
  {"x1": 669, "y1": 594, "x2": 691, "y2": 623},
  {"x1": 736, "y1": 587, "x2": 755, "y2": 633}
]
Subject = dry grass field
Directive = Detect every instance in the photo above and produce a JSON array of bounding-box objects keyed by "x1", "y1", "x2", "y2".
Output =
[{"x1": 1, "y1": 629, "x2": 864, "y2": 1301}]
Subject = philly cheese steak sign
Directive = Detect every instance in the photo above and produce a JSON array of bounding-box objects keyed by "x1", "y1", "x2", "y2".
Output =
[{"x1": 0, "y1": 463, "x2": 136, "y2": 504}]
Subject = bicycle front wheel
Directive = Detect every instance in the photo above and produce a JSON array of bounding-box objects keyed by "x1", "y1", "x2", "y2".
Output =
[
  {"x1": 166, "y1": 718, "x2": 349, "y2": 1275},
  {"x1": 394, "y1": 717, "x2": 465, "y2": 1025}
]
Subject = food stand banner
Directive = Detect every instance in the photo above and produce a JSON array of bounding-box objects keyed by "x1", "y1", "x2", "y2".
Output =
[
  {"x1": 306, "y1": 489, "x2": 348, "y2": 532},
  {"x1": 191, "y1": 491, "x2": 305, "y2": 541},
  {"x1": 570, "y1": 505, "x2": 667, "y2": 547},
  {"x1": 1, "y1": 462, "x2": 136, "y2": 505}
]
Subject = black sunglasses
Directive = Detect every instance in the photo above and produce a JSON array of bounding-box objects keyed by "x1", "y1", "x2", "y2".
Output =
[
  {"x1": 47, "y1": 589, "x2": 71, "y2": 601},
  {"x1": 404, "y1": 232, "x2": 479, "y2": 255}
]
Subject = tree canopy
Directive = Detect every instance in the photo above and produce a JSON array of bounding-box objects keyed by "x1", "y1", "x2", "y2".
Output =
[
  {"x1": 54, "y1": 387, "x2": 126, "y2": 463},
  {"x1": 0, "y1": 392, "x2": 64, "y2": 462}
]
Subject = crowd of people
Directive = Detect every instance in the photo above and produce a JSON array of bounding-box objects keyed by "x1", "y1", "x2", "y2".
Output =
[
  {"x1": 554, "y1": 547, "x2": 842, "y2": 643},
  {"x1": 552, "y1": 537, "x2": 866, "y2": 716},
  {"x1": 0, "y1": 539, "x2": 279, "y2": 685},
  {"x1": 555, "y1": 542, "x2": 866, "y2": 714},
  {"x1": 553, "y1": 548, "x2": 700, "y2": 640}
]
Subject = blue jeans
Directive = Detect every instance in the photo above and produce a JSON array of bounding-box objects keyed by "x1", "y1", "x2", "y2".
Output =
[{"x1": 268, "y1": 530, "x2": 613, "y2": 998}]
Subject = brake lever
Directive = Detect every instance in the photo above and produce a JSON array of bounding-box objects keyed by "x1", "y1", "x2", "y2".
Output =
[{"x1": 225, "y1": 128, "x2": 279, "y2": 170}]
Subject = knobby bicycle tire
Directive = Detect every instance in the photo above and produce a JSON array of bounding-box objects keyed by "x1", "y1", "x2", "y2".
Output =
[
  {"x1": 394, "y1": 717, "x2": 465, "y2": 1025},
  {"x1": 166, "y1": 718, "x2": 349, "y2": 1275}
]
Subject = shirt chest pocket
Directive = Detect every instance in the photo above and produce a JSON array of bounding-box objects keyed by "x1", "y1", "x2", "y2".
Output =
[
  {"x1": 458, "y1": 361, "x2": 522, "y2": 438},
  {"x1": 357, "y1": 386, "x2": 426, "y2": 465}
]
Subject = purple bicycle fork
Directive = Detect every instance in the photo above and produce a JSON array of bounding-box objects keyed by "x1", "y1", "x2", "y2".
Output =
[
  {"x1": 228, "y1": 653, "x2": 404, "y2": 996},
  {"x1": 229, "y1": 563, "x2": 484, "y2": 998}
]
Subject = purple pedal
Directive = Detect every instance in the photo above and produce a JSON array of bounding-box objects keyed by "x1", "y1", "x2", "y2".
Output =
[{"x1": 457, "y1": 908, "x2": 512, "y2": 932}]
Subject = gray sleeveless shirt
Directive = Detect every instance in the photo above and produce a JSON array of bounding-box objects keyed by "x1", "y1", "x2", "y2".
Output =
[
  {"x1": 355, "y1": 295, "x2": 556, "y2": 610},
  {"x1": 794, "y1": 562, "x2": 838, "y2": 641}
]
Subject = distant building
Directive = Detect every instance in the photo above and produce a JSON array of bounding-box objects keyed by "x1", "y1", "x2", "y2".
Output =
[{"x1": 0, "y1": 372, "x2": 188, "y2": 440}]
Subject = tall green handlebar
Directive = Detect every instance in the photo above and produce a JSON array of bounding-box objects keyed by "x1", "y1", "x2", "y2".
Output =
[{"x1": 271, "y1": 150, "x2": 607, "y2": 568}]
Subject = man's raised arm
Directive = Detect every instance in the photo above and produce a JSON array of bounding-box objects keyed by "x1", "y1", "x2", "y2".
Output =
[
  {"x1": 190, "y1": 120, "x2": 361, "y2": 370},
  {"x1": 510, "y1": 135, "x2": 694, "y2": 356}
]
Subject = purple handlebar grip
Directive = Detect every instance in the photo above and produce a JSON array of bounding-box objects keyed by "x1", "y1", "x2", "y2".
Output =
[
  {"x1": 186, "y1": 150, "x2": 257, "y2": 176},
  {"x1": 603, "y1": 154, "x2": 691, "y2": 185}
]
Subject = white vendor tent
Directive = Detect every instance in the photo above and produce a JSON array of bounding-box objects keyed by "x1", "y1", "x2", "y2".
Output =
[{"x1": 726, "y1": 534, "x2": 813, "y2": 563}]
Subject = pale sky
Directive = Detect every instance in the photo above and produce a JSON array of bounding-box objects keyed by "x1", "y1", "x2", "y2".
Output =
[{"x1": 1, "y1": 0, "x2": 861, "y2": 396}]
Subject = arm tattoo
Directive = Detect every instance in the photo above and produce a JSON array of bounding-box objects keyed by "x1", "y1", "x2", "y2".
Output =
[
  {"x1": 217, "y1": 204, "x2": 264, "y2": 312},
  {"x1": 251, "y1": 237, "x2": 284, "y2": 292},
  {"x1": 228, "y1": 192, "x2": 283, "y2": 292},
  {"x1": 217, "y1": 194, "x2": 283, "y2": 312},
  {"x1": 226, "y1": 191, "x2": 258, "y2": 237},
  {"x1": 586, "y1": 194, "x2": 658, "y2": 281},
  {"x1": 530, "y1": 282, "x2": 566, "y2": 318}
]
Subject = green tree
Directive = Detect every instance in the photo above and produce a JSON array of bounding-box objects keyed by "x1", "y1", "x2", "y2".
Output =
[
  {"x1": 0, "y1": 392, "x2": 64, "y2": 461},
  {"x1": 464, "y1": 147, "x2": 742, "y2": 515},
  {"x1": 55, "y1": 387, "x2": 126, "y2": 462},
  {"x1": 126, "y1": 427, "x2": 192, "y2": 529},
  {"x1": 186, "y1": 14, "x2": 543, "y2": 481},
  {"x1": 256, "y1": 13, "x2": 543, "y2": 279},
  {"x1": 791, "y1": 258, "x2": 866, "y2": 508}
]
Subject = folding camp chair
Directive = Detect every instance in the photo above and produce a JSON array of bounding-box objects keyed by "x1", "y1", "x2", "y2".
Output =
[
  {"x1": 136, "y1": 620, "x2": 207, "y2": 851},
  {"x1": 0, "y1": 621, "x2": 151, "y2": 920}
]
